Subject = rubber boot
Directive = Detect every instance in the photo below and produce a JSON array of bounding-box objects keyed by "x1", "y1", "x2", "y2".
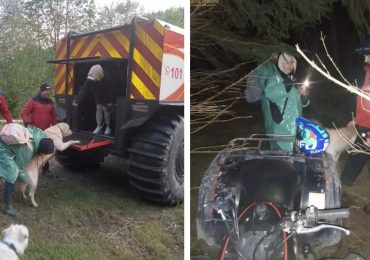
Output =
[{"x1": 3, "y1": 182, "x2": 17, "y2": 217}]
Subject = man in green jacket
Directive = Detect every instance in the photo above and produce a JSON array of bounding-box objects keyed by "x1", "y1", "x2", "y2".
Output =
[
  {"x1": 0, "y1": 127, "x2": 54, "y2": 217},
  {"x1": 256, "y1": 52, "x2": 309, "y2": 151}
]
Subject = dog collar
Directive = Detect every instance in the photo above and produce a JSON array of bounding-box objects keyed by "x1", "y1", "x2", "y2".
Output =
[{"x1": 1, "y1": 241, "x2": 18, "y2": 256}]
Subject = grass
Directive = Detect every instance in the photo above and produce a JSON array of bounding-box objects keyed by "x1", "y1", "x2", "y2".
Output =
[
  {"x1": 0, "y1": 156, "x2": 184, "y2": 259},
  {"x1": 29, "y1": 242, "x2": 109, "y2": 259}
]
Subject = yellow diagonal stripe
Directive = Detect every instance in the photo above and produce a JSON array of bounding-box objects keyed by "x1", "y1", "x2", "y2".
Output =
[
  {"x1": 131, "y1": 72, "x2": 155, "y2": 100},
  {"x1": 56, "y1": 83, "x2": 65, "y2": 94},
  {"x1": 70, "y1": 37, "x2": 89, "y2": 58},
  {"x1": 57, "y1": 42, "x2": 66, "y2": 60},
  {"x1": 67, "y1": 68, "x2": 74, "y2": 95},
  {"x1": 81, "y1": 36, "x2": 100, "y2": 58},
  {"x1": 56, "y1": 66, "x2": 74, "y2": 94},
  {"x1": 133, "y1": 48, "x2": 160, "y2": 87},
  {"x1": 135, "y1": 24, "x2": 163, "y2": 62},
  {"x1": 55, "y1": 67, "x2": 66, "y2": 87},
  {"x1": 57, "y1": 88, "x2": 64, "y2": 95},
  {"x1": 56, "y1": 79, "x2": 67, "y2": 95},
  {"x1": 99, "y1": 36, "x2": 120, "y2": 57},
  {"x1": 153, "y1": 20, "x2": 164, "y2": 36},
  {"x1": 112, "y1": 30, "x2": 130, "y2": 53}
]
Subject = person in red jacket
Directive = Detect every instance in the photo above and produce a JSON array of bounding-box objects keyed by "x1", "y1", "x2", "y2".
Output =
[
  {"x1": 21, "y1": 83, "x2": 56, "y2": 177},
  {"x1": 0, "y1": 92, "x2": 13, "y2": 124},
  {"x1": 21, "y1": 84, "x2": 56, "y2": 130},
  {"x1": 340, "y1": 35, "x2": 370, "y2": 213}
]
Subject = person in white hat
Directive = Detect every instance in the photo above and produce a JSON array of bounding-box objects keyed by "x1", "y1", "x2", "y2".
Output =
[
  {"x1": 255, "y1": 52, "x2": 310, "y2": 151},
  {"x1": 72, "y1": 64, "x2": 114, "y2": 135}
]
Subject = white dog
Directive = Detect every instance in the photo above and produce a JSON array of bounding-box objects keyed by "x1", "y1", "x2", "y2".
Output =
[
  {"x1": 19, "y1": 123, "x2": 80, "y2": 207},
  {"x1": 325, "y1": 123, "x2": 357, "y2": 162},
  {"x1": 0, "y1": 224, "x2": 29, "y2": 260}
]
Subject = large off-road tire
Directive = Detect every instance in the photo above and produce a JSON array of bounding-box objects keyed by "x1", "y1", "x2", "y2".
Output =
[
  {"x1": 128, "y1": 113, "x2": 184, "y2": 205},
  {"x1": 55, "y1": 149, "x2": 106, "y2": 171}
]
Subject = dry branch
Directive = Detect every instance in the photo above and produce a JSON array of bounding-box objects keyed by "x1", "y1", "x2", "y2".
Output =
[
  {"x1": 296, "y1": 44, "x2": 370, "y2": 102},
  {"x1": 296, "y1": 36, "x2": 370, "y2": 155}
]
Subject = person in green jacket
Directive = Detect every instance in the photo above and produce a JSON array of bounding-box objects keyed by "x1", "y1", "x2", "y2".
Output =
[
  {"x1": 0, "y1": 127, "x2": 54, "y2": 217},
  {"x1": 256, "y1": 52, "x2": 310, "y2": 151}
]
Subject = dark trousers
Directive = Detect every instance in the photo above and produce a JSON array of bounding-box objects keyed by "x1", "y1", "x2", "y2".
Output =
[
  {"x1": 341, "y1": 128, "x2": 370, "y2": 185},
  {"x1": 3, "y1": 181, "x2": 15, "y2": 205}
]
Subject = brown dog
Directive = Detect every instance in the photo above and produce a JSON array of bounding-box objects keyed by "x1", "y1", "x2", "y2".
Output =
[{"x1": 19, "y1": 123, "x2": 80, "y2": 207}]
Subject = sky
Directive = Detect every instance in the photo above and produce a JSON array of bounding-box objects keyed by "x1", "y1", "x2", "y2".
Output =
[{"x1": 94, "y1": 0, "x2": 185, "y2": 12}]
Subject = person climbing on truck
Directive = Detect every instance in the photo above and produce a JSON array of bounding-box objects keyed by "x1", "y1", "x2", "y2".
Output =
[{"x1": 72, "y1": 64, "x2": 115, "y2": 135}]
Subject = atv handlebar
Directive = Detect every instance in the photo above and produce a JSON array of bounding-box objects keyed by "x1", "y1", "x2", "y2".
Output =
[
  {"x1": 316, "y1": 208, "x2": 350, "y2": 220},
  {"x1": 305, "y1": 206, "x2": 350, "y2": 224},
  {"x1": 288, "y1": 207, "x2": 351, "y2": 236}
]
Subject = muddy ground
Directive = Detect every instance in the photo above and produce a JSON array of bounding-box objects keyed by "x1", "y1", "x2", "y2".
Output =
[
  {"x1": 0, "y1": 156, "x2": 183, "y2": 259},
  {"x1": 335, "y1": 160, "x2": 370, "y2": 258},
  {"x1": 191, "y1": 91, "x2": 370, "y2": 258}
]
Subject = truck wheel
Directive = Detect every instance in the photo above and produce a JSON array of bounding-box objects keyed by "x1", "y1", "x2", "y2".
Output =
[
  {"x1": 55, "y1": 149, "x2": 105, "y2": 171},
  {"x1": 128, "y1": 113, "x2": 184, "y2": 205}
]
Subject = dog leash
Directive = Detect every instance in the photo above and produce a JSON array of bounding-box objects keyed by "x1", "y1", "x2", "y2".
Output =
[{"x1": 1, "y1": 241, "x2": 19, "y2": 256}]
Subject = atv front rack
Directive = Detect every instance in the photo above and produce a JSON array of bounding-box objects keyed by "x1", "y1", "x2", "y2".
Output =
[
  {"x1": 219, "y1": 134, "x2": 327, "y2": 165},
  {"x1": 227, "y1": 134, "x2": 295, "y2": 152},
  {"x1": 191, "y1": 134, "x2": 296, "y2": 155}
]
